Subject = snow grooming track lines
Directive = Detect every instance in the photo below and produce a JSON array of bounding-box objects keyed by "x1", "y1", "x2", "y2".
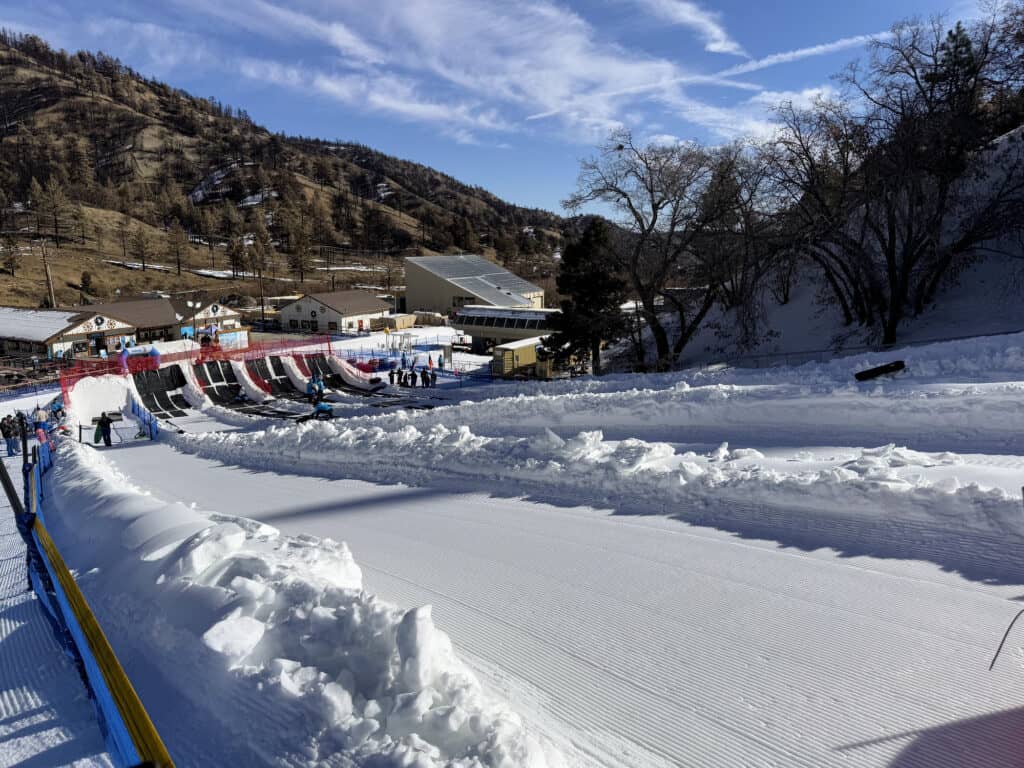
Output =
[
  {"x1": 0, "y1": 457, "x2": 112, "y2": 768},
  {"x1": 91, "y1": 441, "x2": 1024, "y2": 768},
  {"x1": 42, "y1": 440, "x2": 564, "y2": 768}
]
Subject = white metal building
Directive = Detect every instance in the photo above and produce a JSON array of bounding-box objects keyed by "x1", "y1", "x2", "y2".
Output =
[{"x1": 404, "y1": 254, "x2": 544, "y2": 314}]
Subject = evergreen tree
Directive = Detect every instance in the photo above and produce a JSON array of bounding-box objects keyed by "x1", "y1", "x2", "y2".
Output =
[
  {"x1": 544, "y1": 219, "x2": 625, "y2": 376},
  {"x1": 166, "y1": 220, "x2": 187, "y2": 276}
]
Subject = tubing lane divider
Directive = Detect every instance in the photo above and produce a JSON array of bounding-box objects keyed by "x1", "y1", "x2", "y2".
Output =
[{"x1": 4, "y1": 444, "x2": 175, "y2": 767}]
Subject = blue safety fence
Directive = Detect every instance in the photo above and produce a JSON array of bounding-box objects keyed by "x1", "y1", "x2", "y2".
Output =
[
  {"x1": 128, "y1": 394, "x2": 160, "y2": 441},
  {"x1": 3, "y1": 425, "x2": 174, "y2": 766}
]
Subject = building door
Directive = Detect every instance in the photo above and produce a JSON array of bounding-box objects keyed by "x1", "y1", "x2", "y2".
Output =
[{"x1": 89, "y1": 333, "x2": 107, "y2": 355}]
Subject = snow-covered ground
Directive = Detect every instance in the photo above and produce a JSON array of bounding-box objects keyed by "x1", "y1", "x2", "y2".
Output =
[{"x1": 33, "y1": 331, "x2": 1024, "y2": 766}]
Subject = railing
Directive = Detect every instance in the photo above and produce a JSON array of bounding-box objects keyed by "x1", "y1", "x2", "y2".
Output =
[
  {"x1": 1, "y1": 428, "x2": 174, "y2": 767},
  {"x1": 128, "y1": 395, "x2": 159, "y2": 441}
]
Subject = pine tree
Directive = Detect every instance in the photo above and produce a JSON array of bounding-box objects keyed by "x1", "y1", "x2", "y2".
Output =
[
  {"x1": 42, "y1": 177, "x2": 72, "y2": 247},
  {"x1": 543, "y1": 219, "x2": 625, "y2": 376},
  {"x1": 129, "y1": 225, "x2": 150, "y2": 270},
  {"x1": 116, "y1": 213, "x2": 130, "y2": 260},
  {"x1": 166, "y1": 220, "x2": 187, "y2": 276},
  {"x1": 289, "y1": 219, "x2": 312, "y2": 283},
  {"x1": 227, "y1": 235, "x2": 247, "y2": 278},
  {"x1": 29, "y1": 178, "x2": 44, "y2": 236},
  {"x1": 2, "y1": 234, "x2": 18, "y2": 277}
]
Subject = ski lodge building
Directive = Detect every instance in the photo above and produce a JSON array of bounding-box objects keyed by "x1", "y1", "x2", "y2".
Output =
[
  {"x1": 404, "y1": 254, "x2": 545, "y2": 315},
  {"x1": 0, "y1": 297, "x2": 246, "y2": 359},
  {"x1": 278, "y1": 291, "x2": 391, "y2": 333},
  {"x1": 0, "y1": 307, "x2": 135, "y2": 359}
]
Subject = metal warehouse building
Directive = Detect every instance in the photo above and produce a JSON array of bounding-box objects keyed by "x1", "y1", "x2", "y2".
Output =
[{"x1": 404, "y1": 254, "x2": 544, "y2": 315}]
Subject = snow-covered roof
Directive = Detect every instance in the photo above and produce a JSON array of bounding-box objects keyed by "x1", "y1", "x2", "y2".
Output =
[
  {"x1": 0, "y1": 307, "x2": 86, "y2": 342},
  {"x1": 494, "y1": 335, "x2": 547, "y2": 350}
]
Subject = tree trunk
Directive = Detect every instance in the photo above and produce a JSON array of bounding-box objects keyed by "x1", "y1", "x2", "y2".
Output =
[{"x1": 590, "y1": 337, "x2": 602, "y2": 377}]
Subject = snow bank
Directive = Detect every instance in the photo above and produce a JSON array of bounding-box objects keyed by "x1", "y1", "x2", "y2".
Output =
[
  {"x1": 171, "y1": 420, "x2": 1024, "y2": 542},
  {"x1": 68, "y1": 375, "x2": 134, "y2": 427},
  {"x1": 46, "y1": 442, "x2": 562, "y2": 767}
]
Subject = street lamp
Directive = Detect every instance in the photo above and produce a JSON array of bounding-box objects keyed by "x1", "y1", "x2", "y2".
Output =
[{"x1": 186, "y1": 300, "x2": 201, "y2": 349}]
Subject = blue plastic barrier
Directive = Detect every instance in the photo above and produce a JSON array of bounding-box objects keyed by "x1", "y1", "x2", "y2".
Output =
[{"x1": 14, "y1": 439, "x2": 174, "y2": 766}]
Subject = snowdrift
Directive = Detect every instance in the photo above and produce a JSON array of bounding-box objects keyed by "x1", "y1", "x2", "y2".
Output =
[
  {"x1": 45, "y1": 442, "x2": 561, "y2": 767},
  {"x1": 171, "y1": 420, "x2": 1024, "y2": 547}
]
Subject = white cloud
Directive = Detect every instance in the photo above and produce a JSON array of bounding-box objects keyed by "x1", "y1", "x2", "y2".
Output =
[
  {"x1": 633, "y1": 0, "x2": 746, "y2": 56},
  {"x1": 238, "y1": 59, "x2": 509, "y2": 134},
  {"x1": 82, "y1": 19, "x2": 214, "y2": 74},
  {"x1": 170, "y1": 0, "x2": 384, "y2": 66},
  {"x1": 717, "y1": 32, "x2": 890, "y2": 77}
]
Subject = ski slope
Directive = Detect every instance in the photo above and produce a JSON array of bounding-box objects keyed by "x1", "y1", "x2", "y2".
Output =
[
  {"x1": 38, "y1": 332, "x2": 1024, "y2": 766},
  {"x1": 83, "y1": 442, "x2": 1024, "y2": 767}
]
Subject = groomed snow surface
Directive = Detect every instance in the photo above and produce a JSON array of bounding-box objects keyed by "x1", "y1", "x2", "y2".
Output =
[{"x1": 43, "y1": 332, "x2": 1024, "y2": 767}]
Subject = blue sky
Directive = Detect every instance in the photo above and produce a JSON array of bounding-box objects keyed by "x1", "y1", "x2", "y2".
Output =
[{"x1": 2, "y1": 0, "x2": 983, "y2": 212}]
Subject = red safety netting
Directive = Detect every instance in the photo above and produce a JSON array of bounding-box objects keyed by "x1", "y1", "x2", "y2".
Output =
[{"x1": 60, "y1": 336, "x2": 334, "y2": 408}]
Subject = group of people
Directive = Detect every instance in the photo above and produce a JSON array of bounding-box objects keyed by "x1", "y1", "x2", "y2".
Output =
[
  {"x1": 1, "y1": 398, "x2": 64, "y2": 457},
  {"x1": 1, "y1": 413, "x2": 27, "y2": 457},
  {"x1": 389, "y1": 367, "x2": 438, "y2": 388}
]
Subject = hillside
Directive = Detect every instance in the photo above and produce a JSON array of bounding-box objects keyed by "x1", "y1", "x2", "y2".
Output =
[{"x1": 0, "y1": 31, "x2": 563, "y2": 309}]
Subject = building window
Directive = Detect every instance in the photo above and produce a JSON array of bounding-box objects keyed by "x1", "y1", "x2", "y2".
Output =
[
  {"x1": 290, "y1": 320, "x2": 299, "y2": 329},
  {"x1": 310, "y1": 321, "x2": 319, "y2": 332},
  {"x1": 328, "y1": 322, "x2": 338, "y2": 330},
  {"x1": 300, "y1": 320, "x2": 310, "y2": 329}
]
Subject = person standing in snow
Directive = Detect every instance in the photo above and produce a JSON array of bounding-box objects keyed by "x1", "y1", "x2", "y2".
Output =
[
  {"x1": 438, "y1": 352, "x2": 444, "y2": 372},
  {"x1": 430, "y1": 369, "x2": 438, "y2": 388},
  {"x1": 1, "y1": 416, "x2": 18, "y2": 457},
  {"x1": 388, "y1": 368, "x2": 396, "y2": 386},
  {"x1": 97, "y1": 412, "x2": 113, "y2": 447},
  {"x1": 31, "y1": 405, "x2": 49, "y2": 431}
]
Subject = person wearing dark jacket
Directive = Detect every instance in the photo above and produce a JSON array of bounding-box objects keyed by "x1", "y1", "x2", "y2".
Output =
[
  {"x1": 430, "y1": 370, "x2": 438, "y2": 388},
  {"x1": 409, "y1": 369, "x2": 418, "y2": 387},
  {"x1": 97, "y1": 412, "x2": 113, "y2": 447},
  {"x1": 1, "y1": 416, "x2": 18, "y2": 457}
]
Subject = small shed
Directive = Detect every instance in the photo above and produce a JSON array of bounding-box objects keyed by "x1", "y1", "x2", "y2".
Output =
[{"x1": 492, "y1": 336, "x2": 546, "y2": 378}]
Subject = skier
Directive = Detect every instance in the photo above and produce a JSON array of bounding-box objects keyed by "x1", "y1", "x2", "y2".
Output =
[
  {"x1": 430, "y1": 369, "x2": 438, "y2": 388},
  {"x1": 96, "y1": 412, "x2": 113, "y2": 447},
  {"x1": 410, "y1": 369, "x2": 418, "y2": 388},
  {"x1": 388, "y1": 368, "x2": 396, "y2": 386},
  {"x1": 438, "y1": 352, "x2": 444, "y2": 372}
]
